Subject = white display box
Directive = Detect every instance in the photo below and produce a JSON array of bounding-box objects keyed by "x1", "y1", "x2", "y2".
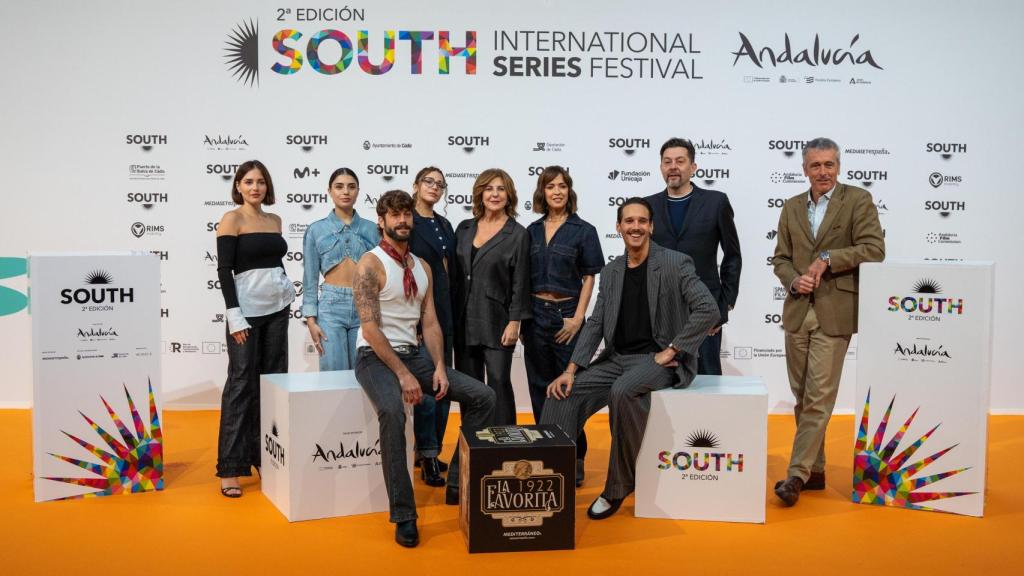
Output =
[
  {"x1": 635, "y1": 375, "x2": 768, "y2": 524},
  {"x1": 854, "y1": 261, "x2": 993, "y2": 517},
  {"x1": 260, "y1": 370, "x2": 413, "y2": 522}
]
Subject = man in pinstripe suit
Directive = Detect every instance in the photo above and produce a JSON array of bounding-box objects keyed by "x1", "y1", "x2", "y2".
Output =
[{"x1": 541, "y1": 197, "x2": 720, "y2": 520}]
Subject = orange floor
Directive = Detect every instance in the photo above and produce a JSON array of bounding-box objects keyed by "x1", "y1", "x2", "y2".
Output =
[{"x1": 1, "y1": 410, "x2": 1022, "y2": 575}]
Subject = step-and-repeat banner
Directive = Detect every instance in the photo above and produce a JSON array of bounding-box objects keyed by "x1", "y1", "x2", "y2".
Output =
[{"x1": 1, "y1": 1, "x2": 1020, "y2": 413}]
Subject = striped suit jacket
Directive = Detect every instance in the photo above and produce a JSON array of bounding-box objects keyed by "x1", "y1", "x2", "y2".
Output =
[{"x1": 570, "y1": 242, "x2": 720, "y2": 388}]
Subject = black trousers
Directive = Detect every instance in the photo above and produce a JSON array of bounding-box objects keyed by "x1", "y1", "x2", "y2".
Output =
[
  {"x1": 216, "y1": 309, "x2": 289, "y2": 478},
  {"x1": 456, "y1": 344, "x2": 516, "y2": 425}
]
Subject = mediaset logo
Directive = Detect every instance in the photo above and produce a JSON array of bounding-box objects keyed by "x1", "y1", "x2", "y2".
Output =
[
  {"x1": 448, "y1": 135, "x2": 490, "y2": 153},
  {"x1": 928, "y1": 172, "x2": 962, "y2": 188},
  {"x1": 768, "y1": 139, "x2": 804, "y2": 157},
  {"x1": 286, "y1": 133, "x2": 327, "y2": 151},
  {"x1": 265, "y1": 421, "x2": 285, "y2": 468},
  {"x1": 126, "y1": 191, "x2": 168, "y2": 209},
  {"x1": 203, "y1": 134, "x2": 249, "y2": 151},
  {"x1": 206, "y1": 163, "x2": 240, "y2": 182},
  {"x1": 847, "y1": 169, "x2": 887, "y2": 188},
  {"x1": 770, "y1": 171, "x2": 806, "y2": 185},
  {"x1": 131, "y1": 222, "x2": 165, "y2": 238},
  {"x1": 129, "y1": 164, "x2": 166, "y2": 181},
  {"x1": 844, "y1": 147, "x2": 890, "y2": 156},
  {"x1": 695, "y1": 167, "x2": 730, "y2": 186},
  {"x1": 607, "y1": 169, "x2": 651, "y2": 183},
  {"x1": 924, "y1": 200, "x2": 966, "y2": 218},
  {"x1": 892, "y1": 337, "x2": 952, "y2": 364},
  {"x1": 657, "y1": 429, "x2": 744, "y2": 481},
  {"x1": 694, "y1": 138, "x2": 732, "y2": 155},
  {"x1": 293, "y1": 166, "x2": 321, "y2": 179},
  {"x1": 887, "y1": 278, "x2": 964, "y2": 320},
  {"x1": 366, "y1": 163, "x2": 409, "y2": 182},
  {"x1": 731, "y1": 33, "x2": 882, "y2": 69},
  {"x1": 60, "y1": 270, "x2": 134, "y2": 310},
  {"x1": 926, "y1": 142, "x2": 967, "y2": 160},
  {"x1": 608, "y1": 137, "x2": 649, "y2": 156},
  {"x1": 926, "y1": 232, "x2": 962, "y2": 245},
  {"x1": 126, "y1": 134, "x2": 167, "y2": 151}
]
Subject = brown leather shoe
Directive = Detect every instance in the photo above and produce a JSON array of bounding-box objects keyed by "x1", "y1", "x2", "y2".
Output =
[
  {"x1": 774, "y1": 476, "x2": 804, "y2": 506},
  {"x1": 803, "y1": 471, "x2": 825, "y2": 491}
]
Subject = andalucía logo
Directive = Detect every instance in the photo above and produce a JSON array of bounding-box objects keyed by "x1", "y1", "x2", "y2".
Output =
[
  {"x1": 311, "y1": 437, "x2": 382, "y2": 466},
  {"x1": 224, "y1": 18, "x2": 476, "y2": 86},
  {"x1": 732, "y1": 33, "x2": 883, "y2": 69},
  {"x1": 887, "y1": 278, "x2": 964, "y2": 320},
  {"x1": 657, "y1": 429, "x2": 744, "y2": 481},
  {"x1": 893, "y1": 338, "x2": 952, "y2": 364}
]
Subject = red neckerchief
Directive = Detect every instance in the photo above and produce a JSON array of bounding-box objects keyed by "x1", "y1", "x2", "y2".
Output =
[{"x1": 378, "y1": 240, "x2": 418, "y2": 300}]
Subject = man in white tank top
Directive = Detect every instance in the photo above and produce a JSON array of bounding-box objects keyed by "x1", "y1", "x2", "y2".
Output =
[{"x1": 353, "y1": 190, "x2": 496, "y2": 548}]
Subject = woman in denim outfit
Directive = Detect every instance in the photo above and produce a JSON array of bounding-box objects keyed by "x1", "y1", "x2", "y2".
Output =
[
  {"x1": 408, "y1": 167, "x2": 457, "y2": 486},
  {"x1": 302, "y1": 168, "x2": 380, "y2": 370},
  {"x1": 522, "y1": 166, "x2": 604, "y2": 487}
]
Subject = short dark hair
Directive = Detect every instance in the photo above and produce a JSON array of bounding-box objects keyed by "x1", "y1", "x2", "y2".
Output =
[
  {"x1": 532, "y1": 165, "x2": 577, "y2": 215},
  {"x1": 231, "y1": 160, "x2": 275, "y2": 205},
  {"x1": 616, "y1": 197, "x2": 653, "y2": 223},
  {"x1": 376, "y1": 189, "x2": 415, "y2": 220},
  {"x1": 659, "y1": 137, "x2": 696, "y2": 162},
  {"x1": 328, "y1": 167, "x2": 359, "y2": 189},
  {"x1": 472, "y1": 168, "x2": 518, "y2": 219}
]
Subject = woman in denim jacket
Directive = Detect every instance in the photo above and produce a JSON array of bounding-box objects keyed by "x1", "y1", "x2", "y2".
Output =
[
  {"x1": 522, "y1": 165, "x2": 604, "y2": 487},
  {"x1": 302, "y1": 168, "x2": 380, "y2": 370}
]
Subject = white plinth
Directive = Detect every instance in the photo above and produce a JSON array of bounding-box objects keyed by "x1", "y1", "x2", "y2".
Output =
[
  {"x1": 635, "y1": 375, "x2": 768, "y2": 524},
  {"x1": 260, "y1": 370, "x2": 413, "y2": 522}
]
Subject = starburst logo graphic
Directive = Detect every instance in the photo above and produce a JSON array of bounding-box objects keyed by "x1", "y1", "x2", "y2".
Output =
[
  {"x1": 44, "y1": 381, "x2": 163, "y2": 498},
  {"x1": 852, "y1": 389, "x2": 973, "y2": 510},
  {"x1": 685, "y1": 429, "x2": 720, "y2": 449},
  {"x1": 225, "y1": 20, "x2": 259, "y2": 87},
  {"x1": 85, "y1": 270, "x2": 113, "y2": 284},
  {"x1": 913, "y1": 278, "x2": 942, "y2": 294}
]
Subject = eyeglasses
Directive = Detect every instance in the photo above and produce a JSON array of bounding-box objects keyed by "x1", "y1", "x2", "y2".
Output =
[{"x1": 420, "y1": 176, "x2": 448, "y2": 191}]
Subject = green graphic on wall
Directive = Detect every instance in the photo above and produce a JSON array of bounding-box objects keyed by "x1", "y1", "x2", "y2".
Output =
[{"x1": 0, "y1": 257, "x2": 28, "y2": 316}]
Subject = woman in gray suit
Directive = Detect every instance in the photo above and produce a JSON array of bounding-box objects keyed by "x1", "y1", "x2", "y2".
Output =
[{"x1": 454, "y1": 168, "x2": 531, "y2": 425}]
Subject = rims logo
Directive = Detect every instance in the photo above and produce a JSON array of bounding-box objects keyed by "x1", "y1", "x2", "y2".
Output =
[{"x1": 131, "y1": 222, "x2": 145, "y2": 238}]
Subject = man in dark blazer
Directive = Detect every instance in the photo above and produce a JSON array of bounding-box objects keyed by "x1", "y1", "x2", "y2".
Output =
[
  {"x1": 541, "y1": 197, "x2": 719, "y2": 520},
  {"x1": 771, "y1": 138, "x2": 885, "y2": 506},
  {"x1": 645, "y1": 137, "x2": 741, "y2": 375}
]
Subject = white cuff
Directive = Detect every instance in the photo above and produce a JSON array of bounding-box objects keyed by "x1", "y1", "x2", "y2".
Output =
[{"x1": 226, "y1": 308, "x2": 251, "y2": 334}]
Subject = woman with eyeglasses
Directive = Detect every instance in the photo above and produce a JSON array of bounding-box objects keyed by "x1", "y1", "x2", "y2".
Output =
[{"x1": 407, "y1": 167, "x2": 457, "y2": 486}]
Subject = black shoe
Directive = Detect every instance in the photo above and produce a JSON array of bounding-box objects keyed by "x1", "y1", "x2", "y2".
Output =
[
  {"x1": 420, "y1": 457, "x2": 446, "y2": 487},
  {"x1": 445, "y1": 485, "x2": 460, "y2": 506},
  {"x1": 437, "y1": 459, "x2": 449, "y2": 473},
  {"x1": 587, "y1": 496, "x2": 624, "y2": 520},
  {"x1": 395, "y1": 520, "x2": 419, "y2": 548},
  {"x1": 803, "y1": 471, "x2": 825, "y2": 491},
  {"x1": 575, "y1": 459, "x2": 585, "y2": 488}
]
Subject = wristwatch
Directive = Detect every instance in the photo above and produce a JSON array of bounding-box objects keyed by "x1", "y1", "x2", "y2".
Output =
[{"x1": 819, "y1": 250, "x2": 831, "y2": 267}]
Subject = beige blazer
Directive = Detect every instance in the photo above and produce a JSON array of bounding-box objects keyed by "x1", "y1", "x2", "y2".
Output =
[{"x1": 772, "y1": 183, "x2": 885, "y2": 336}]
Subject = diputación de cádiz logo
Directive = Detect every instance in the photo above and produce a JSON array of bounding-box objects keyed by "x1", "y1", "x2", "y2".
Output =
[{"x1": 480, "y1": 459, "x2": 564, "y2": 527}]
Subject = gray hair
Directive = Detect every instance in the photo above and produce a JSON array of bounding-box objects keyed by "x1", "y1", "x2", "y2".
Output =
[{"x1": 802, "y1": 137, "x2": 841, "y2": 162}]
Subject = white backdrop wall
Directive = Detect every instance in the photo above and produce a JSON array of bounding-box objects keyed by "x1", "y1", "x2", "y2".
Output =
[{"x1": 2, "y1": 1, "x2": 1022, "y2": 413}]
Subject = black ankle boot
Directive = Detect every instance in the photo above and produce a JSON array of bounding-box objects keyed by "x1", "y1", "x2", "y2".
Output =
[{"x1": 420, "y1": 457, "x2": 445, "y2": 487}]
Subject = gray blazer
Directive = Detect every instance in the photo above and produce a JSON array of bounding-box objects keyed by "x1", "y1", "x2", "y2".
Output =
[
  {"x1": 454, "y1": 217, "x2": 532, "y2": 349},
  {"x1": 570, "y1": 242, "x2": 720, "y2": 387}
]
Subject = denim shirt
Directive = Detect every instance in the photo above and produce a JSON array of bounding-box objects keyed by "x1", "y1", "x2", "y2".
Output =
[
  {"x1": 301, "y1": 209, "x2": 380, "y2": 318},
  {"x1": 526, "y1": 213, "x2": 605, "y2": 297}
]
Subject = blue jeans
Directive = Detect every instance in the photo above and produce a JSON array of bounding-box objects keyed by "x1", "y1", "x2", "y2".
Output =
[
  {"x1": 522, "y1": 296, "x2": 588, "y2": 459},
  {"x1": 355, "y1": 346, "x2": 496, "y2": 522},
  {"x1": 317, "y1": 285, "x2": 360, "y2": 371},
  {"x1": 698, "y1": 329, "x2": 722, "y2": 375},
  {"x1": 413, "y1": 336, "x2": 453, "y2": 459}
]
